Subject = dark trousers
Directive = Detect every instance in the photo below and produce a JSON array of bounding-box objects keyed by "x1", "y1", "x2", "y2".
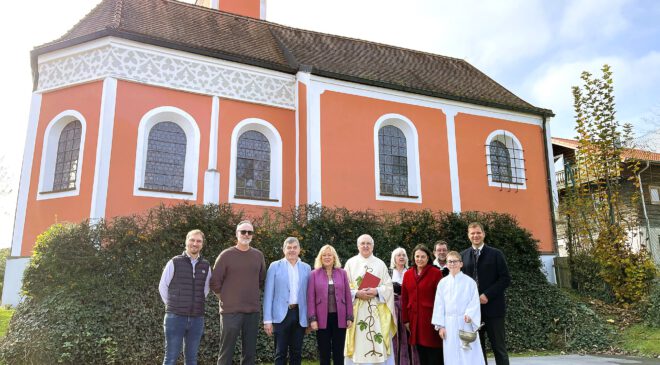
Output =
[
  {"x1": 316, "y1": 312, "x2": 346, "y2": 365},
  {"x1": 416, "y1": 344, "x2": 443, "y2": 365},
  {"x1": 479, "y1": 316, "x2": 509, "y2": 365},
  {"x1": 217, "y1": 312, "x2": 259, "y2": 365},
  {"x1": 273, "y1": 307, "x2": 306, "y2": 365}
]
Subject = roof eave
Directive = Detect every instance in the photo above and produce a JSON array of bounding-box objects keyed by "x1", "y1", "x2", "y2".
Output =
[
  {"x1": 311, "y1": 69, "x2": 554, "y2": 118},
  {"x1": 30, "y1": 29, "x2": 298, "y2": 91}
]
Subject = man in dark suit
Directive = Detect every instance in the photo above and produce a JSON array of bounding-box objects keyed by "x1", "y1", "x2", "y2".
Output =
[{"x1": 461, "y1": 222, "x2": 511, "y2": 365}]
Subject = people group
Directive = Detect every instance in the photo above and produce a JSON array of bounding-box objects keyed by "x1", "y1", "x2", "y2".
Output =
[{"x1": 159, "y1": 221, "x2": 511, "y2": 365}]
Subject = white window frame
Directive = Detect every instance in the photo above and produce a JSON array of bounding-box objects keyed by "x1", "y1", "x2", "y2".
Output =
[
  {"x1": 228, "y1": 118, "x2": 282, "y2": 207},
  {"x1": 373, "y1": 113, "x2": 422, "y2": 203},
  {"x1": 649, "y1": 185, "x2": 660, "y2": 205},
  {"x1": 485, "y1": 129, "x2": 527, "y2": 189},
  {"x1": 134, "y1": 106, "x2": 200, "y2": 200},
  {"x1": 37, "y1": 110, "x2": 87, "y2": 200}
]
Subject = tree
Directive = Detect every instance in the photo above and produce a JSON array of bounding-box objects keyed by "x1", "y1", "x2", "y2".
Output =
[{"x1": 564, "y1": 64, "x2": 656, "y2": 304}]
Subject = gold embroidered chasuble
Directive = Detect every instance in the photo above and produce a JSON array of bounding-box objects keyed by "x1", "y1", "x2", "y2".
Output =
[{"x1": 344, "y1": 254, "x2": 396, "y2": 363}]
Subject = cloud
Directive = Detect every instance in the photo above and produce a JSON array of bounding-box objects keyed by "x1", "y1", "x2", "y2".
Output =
[
  {"x1": 528, "y1": 51, "x2": 660, "y2": 137},
  {"x1": 427, "y1": 0, "x2": 553, "y2": 73},
  {"x1": 558, "y1": 0, "x2": 631, "y2": 42}
]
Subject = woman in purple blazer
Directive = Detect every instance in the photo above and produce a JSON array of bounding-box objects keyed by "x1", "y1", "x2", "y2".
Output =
[{"x1": 307, "y1": 245, "x2": 354, "y2": 365}]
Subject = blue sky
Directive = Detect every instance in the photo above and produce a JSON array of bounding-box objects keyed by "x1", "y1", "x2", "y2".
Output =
[{"x1": 1, "y1": 0, "x2": 659, "y2": 247}]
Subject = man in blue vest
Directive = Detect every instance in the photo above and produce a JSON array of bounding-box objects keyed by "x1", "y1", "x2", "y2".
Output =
[{"x1": 159, "y1": 229, "x2": 212, "y2": 365}]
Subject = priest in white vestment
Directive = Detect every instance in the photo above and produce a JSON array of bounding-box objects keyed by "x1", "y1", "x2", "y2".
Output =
[
  {"x1": 432, "y1": 251, "x2": 485, "y2": 365},
  {"x1": 344, "y1": 234, "x2": 396, "y2": 365}
]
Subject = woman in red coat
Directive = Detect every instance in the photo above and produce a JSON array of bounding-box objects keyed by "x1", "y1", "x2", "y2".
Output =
[{"x1": 401, "y1": 244, "x2": 444, "y2": 365}]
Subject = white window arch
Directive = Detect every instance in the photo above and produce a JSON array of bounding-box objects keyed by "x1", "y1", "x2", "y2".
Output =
[
  {"x1": 373, "y1": 113, "x2": 421, "y2": 203},
  {"x1": 485, "y1": 130, "x2": 527, "y2": 189},
  {"x1": 228, "y1": 118, "x2": 282, "y2": 207},
  {"x1": 37, "y1": 110, "x2": 87, "y2": 200},
  {"x1": 134, "y1": 106, "x2": 200, "y2": 200}
]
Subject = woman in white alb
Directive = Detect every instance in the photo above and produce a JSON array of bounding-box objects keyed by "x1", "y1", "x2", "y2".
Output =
[{"x1": 431, "y1": 251, "x2": 485, "y2": 365}]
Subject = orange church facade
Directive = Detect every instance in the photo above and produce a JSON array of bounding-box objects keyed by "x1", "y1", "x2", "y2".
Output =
[{"x1": 3, "y1": 0, "x2": 558, "y2": 304}]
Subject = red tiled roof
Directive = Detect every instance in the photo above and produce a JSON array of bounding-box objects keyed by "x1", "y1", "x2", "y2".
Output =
[
  {"x1": 551, "y1": 137, "x2": 660, "y2": 162},
  {"x1": 33, "y1": 0, "x2": 553, "y2": 117}
]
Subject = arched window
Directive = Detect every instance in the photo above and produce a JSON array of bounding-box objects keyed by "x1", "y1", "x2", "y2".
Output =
[
  {"x1": 228, "y1": 118, "x2": 282, "y2": 207},
  {"x1": 134, "y1": 106, "x2": 200, "y2": 200},
  {"x1": 236, "y1": 130, "x2": 271, "y2": 199},
  {"x1": 52, "y1": 120, "x2": 82, "y2": 191},
  {"x1": 37, "y1": 110, "x2": 87, "y2": 200},
  {"x1": 378, "y1": 125, "x2": 408, "y2": 196},
  {"x1": 143, "y1": 121, "x2": 187, "y2": 192},
  {"x1": 485, "y1": 130, "x2": 526, "y2": 189},
  {"x1": 373, "y1": 114, "x2": 421, "y2": 202},
  {"x1": 489, "y1": 140, "x2": 512, "y2": 183}
]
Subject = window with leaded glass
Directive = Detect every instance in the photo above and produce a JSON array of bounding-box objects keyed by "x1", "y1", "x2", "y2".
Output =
[
  {"x1": 489, "y1": 140, "x2": 513, "y2": 183},
  {"x1": 379, "y1": 125, "x2": 409, "y2": 196},
  {"x1": 236, "y1": 130, "x2": 271, "y2": 199},
  {"x1": 490, "y1": 140, "x2": 517, "y2": 183},
  {"x1": 144, "y1": 121, "x2": 187, "y2": 191},
  {"x1": 52, "y1": 120, "x2": 82, "y2": 191}
]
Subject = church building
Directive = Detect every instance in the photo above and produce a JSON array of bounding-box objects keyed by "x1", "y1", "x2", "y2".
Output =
[{"x1": 3, "y1": 0, "x2": 558, "y2": 305}]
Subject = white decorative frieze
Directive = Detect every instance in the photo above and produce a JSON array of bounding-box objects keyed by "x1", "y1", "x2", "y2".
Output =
[{"x1": 38, "y1": 43, "x2": 296, "y2": 109}]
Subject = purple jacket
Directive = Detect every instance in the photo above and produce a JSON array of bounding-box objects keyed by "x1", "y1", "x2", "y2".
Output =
[{"x1": 307, "y1": 268, "x2": 354, "y2": 329}]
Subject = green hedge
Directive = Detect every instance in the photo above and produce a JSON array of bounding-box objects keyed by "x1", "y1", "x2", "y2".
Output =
[{"x1": 0, "y1": 204, "x2": 611, "y2": 364}]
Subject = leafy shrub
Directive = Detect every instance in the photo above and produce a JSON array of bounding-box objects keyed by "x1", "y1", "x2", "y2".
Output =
[
  {"x1": 0, "y1": 204, "x2": 612, "y2": 364},
  {"x1": 643, "y1": 279, "x2": 660, "y2": 328},
  {"x1": 570, "y1": 252, "x2": 615, "y2": 302}
]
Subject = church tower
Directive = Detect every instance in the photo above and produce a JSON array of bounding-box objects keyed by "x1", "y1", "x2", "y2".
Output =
[{"x1": 196, "y1": 0, "x2": 266, "y2": 19}]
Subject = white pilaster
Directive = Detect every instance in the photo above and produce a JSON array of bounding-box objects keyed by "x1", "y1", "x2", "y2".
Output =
[
  {"x1": 545, "y1": 117, "x2": 558, "y2": 208},
  {"x1": 90, "y1": 78, "x2": 117, "y2": 221},
  {"x1": 445, "y1": 107, "x2": 461, "y2": 213},
  {"x1": 11, "y1": 93, "x2": 42, "y2": 257},
  {"x1": 307, "y1": 81, "x2": 322, "y2": 205},
  {"x1": 295, "y1": 72, "x2": 311, "y2": 207},
  {"x1": 204, "y1": 96, "x2": 220, "y2": 204}
]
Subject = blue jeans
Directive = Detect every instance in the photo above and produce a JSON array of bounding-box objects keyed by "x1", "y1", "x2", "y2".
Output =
[
  {"x1": 163, "y1": 313, "x2": 205, "y2": 365},
  {"x1": 273, "y1": 307, "x2": 305, "y2": 365}
]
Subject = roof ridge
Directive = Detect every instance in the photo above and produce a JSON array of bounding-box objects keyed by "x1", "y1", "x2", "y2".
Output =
[
  {"x1": 110, "y1": 0, "x2": 124, "y2": 29},
  {"x1": 165, "y1": 0, "x2": 465, "y2": 63},
  {"x1": 165, "y1": 0, "x2": 275, "y2": 24},
  {"x1": 265, "y1": 19, "x2": 465, "y2": 63}
]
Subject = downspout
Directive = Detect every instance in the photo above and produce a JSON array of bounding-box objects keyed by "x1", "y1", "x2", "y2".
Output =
[
  {"x1": 541, "y1": 115, "x2": 560, "y2": 254},
  {"x1": 637, "y1": 160, "x2": 651, "y2": 248}
]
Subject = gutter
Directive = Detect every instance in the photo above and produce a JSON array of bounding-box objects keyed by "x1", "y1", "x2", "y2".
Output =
[
  {"x1": 542, "y1": 116, "x2": 559, "y2": 254},
  {"x1": 637, "y1": 160, "x2": 651, "y2": 247}
]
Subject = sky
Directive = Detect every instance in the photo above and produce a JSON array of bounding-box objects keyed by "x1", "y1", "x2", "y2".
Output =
[{"x1": 1, "y1": 0, "x2": 659, "y2": 248}]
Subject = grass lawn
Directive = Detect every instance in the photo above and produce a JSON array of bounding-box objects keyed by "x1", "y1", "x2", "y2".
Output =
[
  {"x1": 620, "y1": 324, "x2": 660, "y2": 357},
  {"x1": 0, "y1": 308, "x2": 13, "y2": 337}
]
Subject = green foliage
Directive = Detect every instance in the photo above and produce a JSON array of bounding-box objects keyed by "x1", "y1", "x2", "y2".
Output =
[
  {"x1": 569, "y1": 252, "x2": 614, "y2": 302},
  {"x1": 563, "y1": 64, "x2": 655, "y2": 304},
  {"x1": 0, "y1": 204, "x2": 613, "y2": 364},
  {"x1": 0, "y1": 248, "x2": 9, "y2": 295},
  {"x1": 643, "y1": 279, "x2": 660, "y2": 328},
  {"x1": 0, "y1": 309, "x2": 12, "y2": 338}
]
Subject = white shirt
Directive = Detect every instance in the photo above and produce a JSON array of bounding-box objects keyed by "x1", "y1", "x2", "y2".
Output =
[
  {"x1": 433, "y1": 258, "x2": 447, "y2": 269},
  {"x1": 287, "y1": 259, "x2": 300, "y2": 305},
  {"x1": 391, "y1": 268, "x2": 405, "y2": 284}
]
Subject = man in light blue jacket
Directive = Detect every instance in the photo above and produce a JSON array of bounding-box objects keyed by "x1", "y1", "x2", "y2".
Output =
[{"x1": 263, "y1": 237, "x2": 311, "y2": 365}]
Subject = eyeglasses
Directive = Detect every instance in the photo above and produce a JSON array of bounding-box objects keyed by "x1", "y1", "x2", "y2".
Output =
[
  {"x1": 238, "y1": 230, "x2": 254, "y2": 236},
  {"x1": 447, "y1": 260, "x2": 461, "y2": 264}
]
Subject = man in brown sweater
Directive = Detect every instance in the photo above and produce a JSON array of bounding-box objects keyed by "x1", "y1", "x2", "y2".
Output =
[{"x1": 210, "y1": 220, "x2": 266, "y2": 365}]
